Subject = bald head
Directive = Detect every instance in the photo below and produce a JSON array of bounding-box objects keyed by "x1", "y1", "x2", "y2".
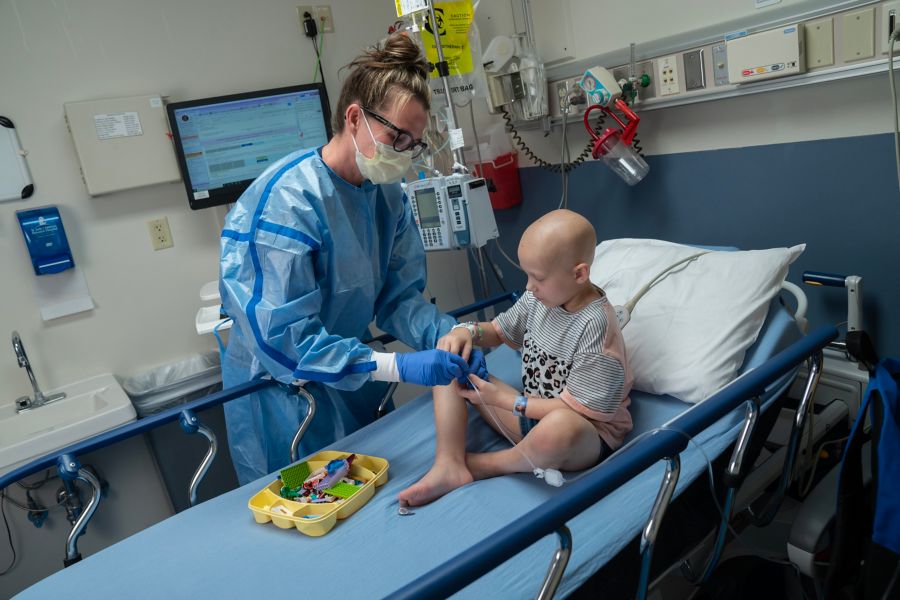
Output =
[{"x1": 518, "y1": 209, "x2": 596, "y2": 270}]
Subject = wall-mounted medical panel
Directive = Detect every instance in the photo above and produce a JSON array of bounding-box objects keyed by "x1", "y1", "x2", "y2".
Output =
[
  {"x1": 545, "y1": 1, "x2": 900, "y2": 120},
  {"x1": 726, "y1": 24, "x2": 805, "y2": 83},
  {"x1": 64, "y1": 94, "x2": 181, "y2": 196}
]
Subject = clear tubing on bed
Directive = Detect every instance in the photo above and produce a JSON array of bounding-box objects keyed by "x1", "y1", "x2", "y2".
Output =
[{"x1": 471, "y1": 379, "x2": 565, "y2": 487}]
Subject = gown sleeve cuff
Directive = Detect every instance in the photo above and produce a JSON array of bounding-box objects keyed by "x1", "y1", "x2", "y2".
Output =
[{"x1": 371, "y1": 352, "x2": 401, "y2": 382}]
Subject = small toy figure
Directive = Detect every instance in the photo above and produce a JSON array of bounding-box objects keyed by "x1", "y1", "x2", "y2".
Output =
[{"x1": 303, "y1": 454, "x2": 356, "y2": 493}]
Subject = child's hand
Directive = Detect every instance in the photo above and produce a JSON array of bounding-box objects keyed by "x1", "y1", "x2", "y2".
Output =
[
  {"x1": 458, "y1": 374, "x2": 517, "y2": 410},
  {"x1": 437, "y1": 328, "x2": 472, "y2": 361}
]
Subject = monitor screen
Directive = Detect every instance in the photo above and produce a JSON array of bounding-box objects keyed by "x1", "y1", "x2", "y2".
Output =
[
  {"x1": 167, "y1": 84, "x2": 331, "y2": 210},
  {"x1": 414, "y1": 188, "x2": 441, "y2": 228}
]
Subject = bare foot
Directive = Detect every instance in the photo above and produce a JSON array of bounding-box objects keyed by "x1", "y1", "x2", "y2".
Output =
[{"x1": 398, "y1": 462, "x2": 474, "y2": 507}]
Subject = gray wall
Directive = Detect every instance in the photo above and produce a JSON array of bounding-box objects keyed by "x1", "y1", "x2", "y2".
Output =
[{"x1": 475, "y1": 133, "x2": 900, "y2": 357}]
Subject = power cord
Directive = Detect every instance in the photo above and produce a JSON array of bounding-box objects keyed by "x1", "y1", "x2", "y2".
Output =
[
  {"x1": 500, "y1": 94, "x2": 646, "y2": 177},
  {"x1": 15, "y1": 470, "x2": 53, "y2": 490},
  {"x1": 558, "y1": 101, "x2": 571, "y2": 209},
  {"x1": 500, "y1": 106, "x2": 600, "y2": 174},
  {"x1": 492, "y1": 239, "x2": 523, "y2": 273},
  {"x1": 302, "y1": 10, "x2": 330, "y2": 108},
  {"x1": 890, "y1": 25, "x2": 900, "y2": 193},
  {"x1": 0, "y1": 489, "x2": 67, "y2": 513},
  {"x1": 0, "y1": 491, "x2": 15, "y2": 576}
]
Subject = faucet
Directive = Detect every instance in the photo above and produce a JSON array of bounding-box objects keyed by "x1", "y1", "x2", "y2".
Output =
[{"x1": 12, "y1": 331, "x2": 66, "y2": 412}]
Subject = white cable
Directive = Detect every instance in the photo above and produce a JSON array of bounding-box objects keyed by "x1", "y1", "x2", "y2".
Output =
[
  {"x1": 613, "y1": 251, "x2": 710, "y2": 328},
  {"x1": 558, "y1": 102, "x2": 570, "y2": 210},
  {"x1": 797, "y1": 435, "x2": 849, "y2": 498},
  {"x1": 624, "y1": 251, "x2": 709, "y2": 314},
  {"x1": 470, "y1": 380, "x2": 564, "y2": 486},
  {"x1": 889, "y1": 25, "x2": 900, "y2": 191},
  {"x1": 493, "y1": 239, "x2": 524, "y2": 272}
]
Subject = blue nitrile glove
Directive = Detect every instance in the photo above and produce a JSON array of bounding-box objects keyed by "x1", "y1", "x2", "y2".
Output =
[
  {"x1": 396, "y1": 349, "x2": 468, "y2": 387},
  {"x1": 458, "y1": 349, "x2": 489, "y2": 387}
]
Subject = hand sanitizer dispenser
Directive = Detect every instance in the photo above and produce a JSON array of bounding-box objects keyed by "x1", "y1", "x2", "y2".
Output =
[{"x1": 17, "y1": 206, "x2": 75, "y2": 275}]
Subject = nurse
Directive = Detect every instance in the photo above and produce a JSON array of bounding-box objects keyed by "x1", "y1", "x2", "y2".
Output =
[{"x1": 219, "y1": 33, "x2": 468, "y2": 484}]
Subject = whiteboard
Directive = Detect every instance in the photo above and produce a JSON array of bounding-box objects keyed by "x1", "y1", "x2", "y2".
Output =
[{"x1": 0, "y1": 116, "x2": 34, "y2": 202}]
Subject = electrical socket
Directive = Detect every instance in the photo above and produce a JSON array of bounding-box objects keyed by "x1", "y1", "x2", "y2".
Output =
[
  {"x1": 314, "y1": 5, "x2": 334, "y2": 33},
  {"x1": 148, "y1": 217, "x2": 173, "y2": 251},
  {"x1": 882, "y1": 1, "x2": 900, "y2": 54},
  {"x1": 655, "y1": 54, "x2": 680, "y2": 96},
  {"x1": 549, "y1": 77, "x2": 586, "y2": 117}
]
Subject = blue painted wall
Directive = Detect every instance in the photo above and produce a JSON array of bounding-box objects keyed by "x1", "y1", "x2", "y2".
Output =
[{"x1": 472, "y1": 133, "x2": 900, "y2": 357}]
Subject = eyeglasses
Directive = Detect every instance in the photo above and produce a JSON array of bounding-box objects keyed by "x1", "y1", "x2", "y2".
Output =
[{"x1": 362, "y1": 107, "x2": 428, "y2": 159}]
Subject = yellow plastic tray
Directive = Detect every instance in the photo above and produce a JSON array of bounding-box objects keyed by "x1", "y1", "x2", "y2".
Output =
[{"x1": 248, "y1": 451, "x2": 389, "y2": 537}]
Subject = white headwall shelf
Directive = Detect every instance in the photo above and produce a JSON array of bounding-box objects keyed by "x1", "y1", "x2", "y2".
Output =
[{"x1": 536, "y1": 0, "x2": 896, "y2": 125}]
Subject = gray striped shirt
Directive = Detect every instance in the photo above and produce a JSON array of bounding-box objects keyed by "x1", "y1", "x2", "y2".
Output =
[{"x1": 492, "y1": 291, "x2": 633, "y2": 448}]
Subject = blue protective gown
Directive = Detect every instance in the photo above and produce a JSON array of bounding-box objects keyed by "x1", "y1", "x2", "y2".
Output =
[{"x1": 219, "y1": 147, "x2": 456, "y2": 484}]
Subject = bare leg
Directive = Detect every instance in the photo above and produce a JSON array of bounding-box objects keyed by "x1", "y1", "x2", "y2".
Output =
[
  {"x1": 467, "y1": 409, "x2": 602, "y2": 481},
  {"x1": 398, "y1": 383, "x2": 474, "y2": 507}
]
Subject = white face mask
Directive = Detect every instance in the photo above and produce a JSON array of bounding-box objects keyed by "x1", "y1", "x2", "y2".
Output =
[{"x1": 351, "y1": 111, "x2": 413, "y2": 184}]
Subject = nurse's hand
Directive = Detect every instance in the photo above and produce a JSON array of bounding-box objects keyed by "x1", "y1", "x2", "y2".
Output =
[
  {"x1": 396, "y1": 349, "x2": 469, "y2": 387},
  {"x1": 437, "y1": 328, "x2": 472, "y2": 361}
]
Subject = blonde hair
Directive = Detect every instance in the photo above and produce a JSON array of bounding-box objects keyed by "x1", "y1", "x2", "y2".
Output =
[{"x1": 333, "y1": 33, "x2": 431, "y2": 134}]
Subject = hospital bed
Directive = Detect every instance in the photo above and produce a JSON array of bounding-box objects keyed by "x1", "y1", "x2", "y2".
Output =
[{"x1": 2, "y1": 290, "x2": 837, "y2": 599}]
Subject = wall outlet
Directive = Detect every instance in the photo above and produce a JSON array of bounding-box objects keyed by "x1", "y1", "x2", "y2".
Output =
[
  {"x1": 656, "y1": 54, "x2": 680, "y2": 96},
  {"x1": 148, "y1": 217, "x2": 173, "y2": 251},
  {"x1": 297, "y1": 6, "x2": 314, "y2": 33},
  {"x1": 314, "y1": 5, "x2": 334, "y2": 33},
  {"x1": 882, "y1": 1, "x2": 900, "y2": 54},
  {"x1": 549, "y1": 76, "x2": 587, "y2": 118}
]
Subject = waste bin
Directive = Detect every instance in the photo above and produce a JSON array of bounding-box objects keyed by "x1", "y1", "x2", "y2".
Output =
[
  {"x1": 121, "y1": 352, "x2": 238, "y2": 512},
  {"x1": 467, "y1": 122, "x2": 522, "y2": 210},
  {"x1": 122, "y1": 352, "x2": 222, "y2": 417}
]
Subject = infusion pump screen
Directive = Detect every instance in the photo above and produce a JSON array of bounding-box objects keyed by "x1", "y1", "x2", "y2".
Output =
[{"x1": 415, "y1": 188, "x2": 440, "y2": 228}]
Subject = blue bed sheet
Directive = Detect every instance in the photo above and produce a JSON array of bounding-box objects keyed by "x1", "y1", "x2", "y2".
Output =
[{"x1": 16, "y1": 300, "x2": 800, "y2": 599}]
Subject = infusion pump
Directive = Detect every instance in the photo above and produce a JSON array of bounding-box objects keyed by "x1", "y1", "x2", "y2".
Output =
[{"x1": 406, "y1": 174, "x2": 499, "y2": 251}]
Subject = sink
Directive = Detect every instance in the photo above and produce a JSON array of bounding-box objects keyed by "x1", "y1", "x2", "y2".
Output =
[{"x1": 0, "y1": 374, "x2": 136, "y2": 477}]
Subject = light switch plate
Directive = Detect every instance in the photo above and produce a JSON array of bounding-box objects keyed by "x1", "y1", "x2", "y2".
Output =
[{"x1": 683, "y1": 49, "x2": 706, "y2": 90}]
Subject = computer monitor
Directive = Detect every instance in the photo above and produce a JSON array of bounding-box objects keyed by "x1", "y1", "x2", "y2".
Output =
[{"x1": 167, "y1": 83, "x2": 332, "y2": 210}]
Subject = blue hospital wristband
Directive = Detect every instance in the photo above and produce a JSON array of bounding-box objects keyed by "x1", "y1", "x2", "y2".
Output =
[{"x1": 513, "y1": 395, "x2": 528, "y2": 417}]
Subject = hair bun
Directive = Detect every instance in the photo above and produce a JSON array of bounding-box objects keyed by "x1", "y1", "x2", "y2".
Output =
[{"x1": 362, "y1": 33, "x2": 429, "y2": 79}]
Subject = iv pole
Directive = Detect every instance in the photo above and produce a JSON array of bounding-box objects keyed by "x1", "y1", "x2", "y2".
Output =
[{"x1": 426, "y1": 0, "x2": 467, "y2": 172}]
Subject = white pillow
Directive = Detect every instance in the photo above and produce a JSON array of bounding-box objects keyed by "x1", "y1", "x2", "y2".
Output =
[{"x1": 590, "y1": 239, "x2": 804, "y2": 404}]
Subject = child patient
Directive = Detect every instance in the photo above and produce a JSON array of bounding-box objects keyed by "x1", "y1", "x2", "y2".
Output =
[{"x1": 399, "y1": 209, "x2": 633, "y2": 507}]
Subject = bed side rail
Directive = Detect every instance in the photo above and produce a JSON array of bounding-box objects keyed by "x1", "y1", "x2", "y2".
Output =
[
  {"x1": 0, "y1": 292, "x2": 520, "y2": 492},
  {"x1": 388, "y1": 324, "x2": 838, "y2": 600}
]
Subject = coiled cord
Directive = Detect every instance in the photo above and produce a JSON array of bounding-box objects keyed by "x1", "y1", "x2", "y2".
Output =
[
  {"x1": 632, "y1": 132, "x2": 645, "y2": 157},
  {"x1": 501, "y1": 100, "x2": 646, "y2": 173},
  {"x1": 500, "y1": 107, "x2": 602, "y2": 174}
]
